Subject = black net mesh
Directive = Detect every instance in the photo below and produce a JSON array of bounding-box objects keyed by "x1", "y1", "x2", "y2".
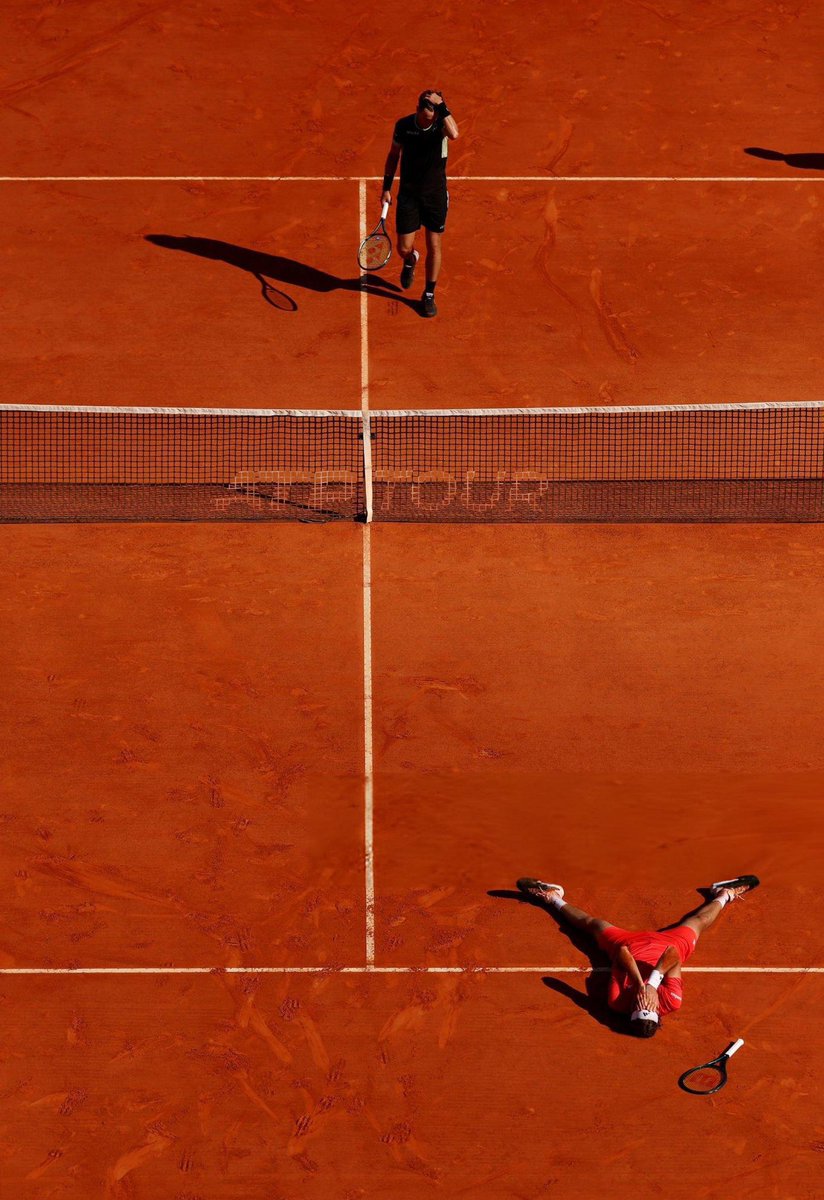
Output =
[{"x1": 2, "y1": 404, "x2": 823, "y2": 523}]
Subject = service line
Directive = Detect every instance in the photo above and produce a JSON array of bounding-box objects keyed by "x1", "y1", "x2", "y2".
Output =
[
  {"x1": 1, "y1": 175, "x2": 823, "y2": 183},
  {"x1": 0, "y1": 966, "x2": 821, "y2": 976}
]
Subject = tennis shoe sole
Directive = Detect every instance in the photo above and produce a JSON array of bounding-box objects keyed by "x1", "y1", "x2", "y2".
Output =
[
  {"x1": 516, "y1": 878, "x2": 564, "y2": 902},
  {"x1": 710, "y1": 874, "x2": 760, "y2": 898}
]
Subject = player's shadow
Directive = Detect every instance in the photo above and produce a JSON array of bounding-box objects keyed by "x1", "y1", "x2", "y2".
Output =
[
  {"x1": 145, "y1": 234, "x2": 420, "y2": 312},
  {"x1": 744, "y1": 147, "x2": 824, "y2": 171},
  {"x1": 488, "y1": 890, "x2": 631, "y2": 1035}
]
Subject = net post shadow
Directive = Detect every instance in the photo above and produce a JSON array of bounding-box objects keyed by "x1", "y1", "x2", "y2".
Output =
[
  {"x1": 145, "y1": 235, "x2": 421, "y2": 311},
  {"x1": 488, "y1": 889, "x2": 630, "y2": 1035}
]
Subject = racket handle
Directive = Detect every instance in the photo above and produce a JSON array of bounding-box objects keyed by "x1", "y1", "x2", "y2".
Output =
[
  {"x1": 726, "y1": 1038, "x2": 745, "y2": 1058},
  {"x1": 380, "y1": 201, "x2": 390, "y2": 220}
]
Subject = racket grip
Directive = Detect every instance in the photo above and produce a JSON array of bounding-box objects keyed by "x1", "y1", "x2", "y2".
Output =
[
  {"x1": 380, "y1": 201, "x2": 390, "y2": 219},
  {"x1": 726, "y1": 1038, "x2": 745, "y2": 1058}
]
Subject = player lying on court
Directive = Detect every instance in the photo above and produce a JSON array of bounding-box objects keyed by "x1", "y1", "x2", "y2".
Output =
[
  {"x1": 517, "y1": 875, "x2": 760, "y2": 1037},
  {"x1": 380, "y1": 90, "x2": 459, "y2": 318}
]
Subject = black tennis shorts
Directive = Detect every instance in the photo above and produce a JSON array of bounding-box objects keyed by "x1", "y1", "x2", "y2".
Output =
[{"x1": 396, "y1": 185, "x2": 449, "y2": 235}]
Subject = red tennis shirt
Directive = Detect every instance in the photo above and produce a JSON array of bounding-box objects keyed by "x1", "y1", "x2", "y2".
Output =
[{"x1": 597, "y1": 926, "x2": 696, "y2": 1015}]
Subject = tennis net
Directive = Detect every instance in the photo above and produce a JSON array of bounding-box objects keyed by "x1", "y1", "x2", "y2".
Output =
[{"x1": 1, "y1": 403, "x2": 823, "y2": 523}]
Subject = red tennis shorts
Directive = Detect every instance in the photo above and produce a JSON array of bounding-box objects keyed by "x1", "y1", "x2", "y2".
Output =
[{"x1": 596, "y1": 924, "x2": 697, "y2": 965}]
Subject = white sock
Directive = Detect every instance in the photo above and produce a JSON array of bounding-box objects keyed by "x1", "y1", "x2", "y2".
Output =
[
  {"x1": 713, "y1": 889, "x2": 732, "y2": 908},
  {"x1": 547, "y1": 893, "x2": 566, "y2": 909}
]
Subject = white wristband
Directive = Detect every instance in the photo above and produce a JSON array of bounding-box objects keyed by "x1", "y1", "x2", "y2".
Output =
[{"x1": 648, "y1": 970, "x2": 664, "y2": 990}]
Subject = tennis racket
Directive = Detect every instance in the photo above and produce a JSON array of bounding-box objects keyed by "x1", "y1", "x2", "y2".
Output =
[
  {"x1": 358, "y1": 201, "x2": 392, "y2": 271},
  {"x1": 678, "y1": 1038, "x2": 744, "y2": 1095}
]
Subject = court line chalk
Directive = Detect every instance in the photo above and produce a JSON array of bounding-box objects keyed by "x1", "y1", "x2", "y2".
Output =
[
  {"x1": 1, "y1": 175, "x2": 823, "y2": 184},
  {"x1": 1, "y1": 966, "x2": 821, "y2": 975},
  {"x1": 359, "y1": 178, "x2": 376, "y2": 964}
]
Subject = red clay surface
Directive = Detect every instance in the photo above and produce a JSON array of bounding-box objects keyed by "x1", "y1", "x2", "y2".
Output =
[
  {"x1": 3, "y1": 1, "x2": 824, "y2": 1196},
  {"x1": 371, "y1": 525, "x2": 824, "y2": 966},
  {"x1": 1, "y1": 181, "x2": 361, "y2": 411},
  {"x1": 371, "y1": 181, "x2": 824, "y2": 407},
  {"x1": 4, "y1": 180, "x2": 822, "y2": 412},
  {"x1": 0, "y1": 525, "x2": 365, "y2": 968},
  {"x1": 0, "y1": 973, "x2": 821, "y2": 1199},
  {"x1": 1, "y1": 1, "x2": 821, "y2": 177}
]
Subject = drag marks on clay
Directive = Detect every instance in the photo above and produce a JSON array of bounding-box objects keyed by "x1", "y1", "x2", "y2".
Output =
[
  {"x1": 0, "y1": 2, "x2": 171, "y2": 104},
  {"x1": 33, "y1": 855, "x2": 175, "y2": 909},
  {"x1": 363, "y1": 1070, "x2": 439, "y2": 1183},
  {"x1": 293, "y1": 1005, "x2": 332, "y2": 1074},
  {"x1": 375, "y1": 881, "x2": 507, "y2": 962},
  {"x1": 28, "y1": 853, "x2": 273, "y2": 963},
  {"x1": 375, "y1": 1119, "x2": 439, "y2": 1182},
  {"x1": 416, "y1": 885, "x2": 457, "y2": 910},
  {"x1": 589, "y1": 267, "x2": 641, "y2": 362},
  {"x1": 533, "y1": 195, "x2": 584, "y2": 320},
  {"x1": 286, "y1": 1084, "x2": 350, "y2": 1169},
  {"x1": 379, "y1": 976, "x2": 468, "y2": 1050},
  {"x1": 625, "y1": 0, "x2": 800, "y2": 37},
  {"x1": 105, "y1": 1127, "x2": 176, "y2": 1194},
  {"x1": 380, "y1": 674, "x2": 499, "y2": 763},
  {"x1": 532, "y1": 190, "x2": 645, "y2": 369},
  {"x1": 23, "y1": 1147, "x2": 65, "y2": 1182},
  {"x1": 218, "y1": 975, "x2": 363, "y2": 1171},
  {"x1": 544, "y1": 116, "x2": 575, "y2": 174},
  {"x1": 185, "y1": 1035, "x2": 307, "y2": 1146},
  {"x1": 367, "y1": 978, "x2": 477, "y2": 1181},
  {"x1": 223, "y1": 975, "x2": 293, "y2": 1064}
]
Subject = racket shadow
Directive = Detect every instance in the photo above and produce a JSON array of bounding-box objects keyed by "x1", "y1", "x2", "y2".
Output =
[
  {"x1": 488, "y1": 890, "x2": 631, "y2": 1036},
  {"x1": 743, "y1": 147, "x2": 824, "y2": 171},
  {"x1": 146, "y1": 234, "x2": 419, "y2": 311}
]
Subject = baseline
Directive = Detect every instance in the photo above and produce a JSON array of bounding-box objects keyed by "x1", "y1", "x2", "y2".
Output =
[
  {"x1": 2, "y1": 175, "x2": 824, "y2": 183},
  {"x1": 0, "y1": 966, "x2": 819, "y2": 975}
]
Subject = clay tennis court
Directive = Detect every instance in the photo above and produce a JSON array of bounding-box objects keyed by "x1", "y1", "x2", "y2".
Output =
[{"x1": 2, "y1": 2, "x2": 823, "y2": 1196}]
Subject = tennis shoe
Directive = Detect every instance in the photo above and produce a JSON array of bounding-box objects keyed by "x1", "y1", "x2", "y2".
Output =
[
  {"x1": 422, "y1": 292, "x2": 438, "y2": 318},
  {"x1": 400, "y1": 250, "x2": 419, "y2": 290},
  {"x1": 710, "y1": 874, "x2": 760, "y2": 901},
  {"x1": 516, "y1": 878, "x2": 564, "y2": 903}
]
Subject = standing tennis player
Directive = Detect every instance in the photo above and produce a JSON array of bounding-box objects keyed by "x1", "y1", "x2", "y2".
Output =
[
  {"x1": 516, "y1": 874, "x2": 760, "y2": 1037},
  {"x1": 380, "y1": 90, "x2": 459, "y2": 318}
]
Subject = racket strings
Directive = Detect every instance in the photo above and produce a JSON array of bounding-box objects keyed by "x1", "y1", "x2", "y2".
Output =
[
  {"x1": 680, "y1": 1066, "x2": 725, "y2": 1094},
  {"x1": 359, "y1": 234, "x2": 392, "y2": 270}
]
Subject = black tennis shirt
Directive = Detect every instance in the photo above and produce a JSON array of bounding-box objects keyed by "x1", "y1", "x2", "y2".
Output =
[{"x1": 392, "y1": 114, "x2": 448, "y2": 193}]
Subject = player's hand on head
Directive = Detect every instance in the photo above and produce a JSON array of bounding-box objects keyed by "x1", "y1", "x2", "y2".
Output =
[
  {"x1": 428, "y1": 91, "x2": 443, "y2": 106},
  {"x1": 641, "y1": 986, "x2": 660, "y2": 1013}
]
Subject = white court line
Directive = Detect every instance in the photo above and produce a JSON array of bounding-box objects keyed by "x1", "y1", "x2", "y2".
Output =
[
  {"x1": 4, "y1": 403, "x2": 822, "y2": 417},
  {"x1": 359, "y1": 179, "x2": 375, "y2": 966},
  {"x1": 362, "y1": 530, "x2": 374, "y2": 965},
  {"x1": 0, "y1": 966, "x2": 820, "y2": 976},
  {"x1": 0, "y1": 175, "x2": 822, "y2": 183}
]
